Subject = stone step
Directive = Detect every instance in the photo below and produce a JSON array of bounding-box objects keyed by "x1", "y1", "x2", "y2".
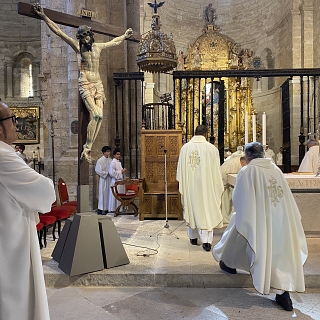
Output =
[{"x1": 41, "y1": 216, "x2": 320, "y2": 288}]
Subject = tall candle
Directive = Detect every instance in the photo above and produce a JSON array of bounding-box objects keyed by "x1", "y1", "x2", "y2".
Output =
[
  {"x1": 37, "y1": 148, "x2": 41, "y2": 162},
  {"x1": 252, "y1": 114, "x2": 256, "y2": 142},
  {"x1": 32, "y1": 151, "x2": 35, "y2": 159},
  {"x1": 262, "y1": 112, "x2": 266, "y2": 146},
  {"x1": 244, "y1": 111, "x2": 248, "y2": 145}
]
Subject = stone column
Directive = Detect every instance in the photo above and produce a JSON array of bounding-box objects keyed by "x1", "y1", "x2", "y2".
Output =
[
  {"x1": 5, "y1": 61, "x2": 13, "y2": 98},
  {"x1": 292, "y1": 1, "x2": 302, "y2": 68},
  {"x1": 300, "y1": 0, "x2": 314, "y2": 68},
  {"x1": 33, "y1": 61, "x2": 41, "y2": 96}
]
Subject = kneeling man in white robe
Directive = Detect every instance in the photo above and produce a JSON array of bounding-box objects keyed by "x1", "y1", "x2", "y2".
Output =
[
  {"x1": 213, "y1": 142, "x2": 308, "y2": 312},
  {"x1": 177, "y1": 125, "x2": 224, "y2": 252}
]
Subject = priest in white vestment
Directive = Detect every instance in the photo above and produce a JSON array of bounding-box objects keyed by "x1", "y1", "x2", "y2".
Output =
[
  {"x1": 265, "y1": 144, "x2": 275, "y2": 162},
  {"x1": 108, "y1": 148, "x2": 127, "y2": 212},
  {"x1": 220, "y1": 155, "x2": 246, "y2": 224},
  {"x1": 95, "y1": 145, "x2": 112, "y2": 214},
  {"x1": 177, "y1": 125, "x2": 224, "y2": 252},
  {"x1": 298, "y1": 139, "x2": 319, "y2": 173},
  {"x1": 213, "y1": 142, "x2": 308, "y2": 311},
  {"x1": 0, "y1": 101, "x2": 56, "y2": 320}
]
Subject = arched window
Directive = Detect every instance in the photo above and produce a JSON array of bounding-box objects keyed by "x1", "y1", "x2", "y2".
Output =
[{"x1": 20, "y1": 57, "x2": 33, "y2": 97}]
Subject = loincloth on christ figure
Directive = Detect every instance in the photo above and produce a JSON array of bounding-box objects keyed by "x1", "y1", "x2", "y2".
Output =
[{"x1": 79, "y1": 80, "x2": 106, "y2": 103}]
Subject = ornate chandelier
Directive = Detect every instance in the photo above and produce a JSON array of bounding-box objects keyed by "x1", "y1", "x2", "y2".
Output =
[{"x1": 136, "y1": 1, "x2": 177, "y2": 73}]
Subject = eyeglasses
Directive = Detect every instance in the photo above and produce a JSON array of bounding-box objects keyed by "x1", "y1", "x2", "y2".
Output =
[{"x1": 0, "y1": 115, "x2": 17, "y2": 123}]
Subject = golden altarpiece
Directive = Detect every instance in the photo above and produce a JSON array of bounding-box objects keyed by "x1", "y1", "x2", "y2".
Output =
[
  {"x1": 175, "y1": 24, "x2": 258, "y2": 151},
  {"x1": 139, "y1": 24, "x2": 258, "y2": 220}
]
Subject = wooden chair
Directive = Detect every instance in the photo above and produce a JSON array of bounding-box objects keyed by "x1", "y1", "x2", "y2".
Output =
[
  {"x1": 110, "y1": 178, "x2": 140, "y2": 217},
  {"x1": 57, "y1": 178, "x2": 77, "y2": 209},
  {"x1": 36, "y1": 222, "x2": 44, "y2": 249},
  {"x1": 39, "y1": 214, "x2": 57, "y2": 247}
]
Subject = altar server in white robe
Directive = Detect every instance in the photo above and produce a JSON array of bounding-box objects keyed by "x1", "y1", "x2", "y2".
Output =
[
  {"x1": 108, "y1": 148, "x2": 127, "y2": 212},
  {"x1": 220, "y1": 155, "x2": 246, "y2": 224},
  {"x1": 213, "y1": 142, "x2": 308, "y2": 312},
  {"x1": 177, "y1": 125, "x2": 224, "y2": 252},
  {"x1": 298, "y1": 139, "x2": 319, "y2": 173},
  {"x1": 0, "y1": 101, "x2": 56, "y2": 320},
  {"x1": 95, "y1": 145, "x2": 112, "y2": 214}
]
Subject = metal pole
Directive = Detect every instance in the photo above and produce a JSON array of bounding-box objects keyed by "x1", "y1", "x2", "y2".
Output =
[{"x1": 46, "y1": 114, "x2": 57, "y2": 186}]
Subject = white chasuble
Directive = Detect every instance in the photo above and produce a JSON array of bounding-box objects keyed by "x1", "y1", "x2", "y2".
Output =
[
  {"x1": 220, "y1": 155, "x2": 243, "y2": 224},
  {"x1": 213, "y1": 158, "x2": 308, "y2": 294},
  {"x1": 0, "y1": 141, "x2": 56, "y2": 320},
  {"x1": 176, "y1": 135, "x2": 224, "y2": 231},
  {"x1": 95, "y1": 156, "x2": 112, "y2": 211},
  {"x1": 298, "y1": 145, "x2": 319, "y2": 173}
]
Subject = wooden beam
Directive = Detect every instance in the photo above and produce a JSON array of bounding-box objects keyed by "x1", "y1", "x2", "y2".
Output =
[{"x1": 18, "y1": 2, "x2": 140, "y2": 42}]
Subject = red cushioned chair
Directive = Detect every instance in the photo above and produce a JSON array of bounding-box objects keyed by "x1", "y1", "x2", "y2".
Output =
[
  {"x1": 58, "y1": 178, "x2": 77, "y2": 209},
  {"x1": 36, "y1": 222, "x2": 44, "y2": 249},
  {"x1": 52, "y1": 201, "x2": 76, "y2": 216},
  {"x1": 39, "y1": 214, "x2": 57, "y2": 247},
  {"x1": 43, "y1": 202, "x2": 74, "y2": 240}
]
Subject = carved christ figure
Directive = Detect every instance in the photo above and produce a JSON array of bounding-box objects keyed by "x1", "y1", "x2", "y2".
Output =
[{"x1": 33, "y1": 4, "x2": 133, "y2": 163}]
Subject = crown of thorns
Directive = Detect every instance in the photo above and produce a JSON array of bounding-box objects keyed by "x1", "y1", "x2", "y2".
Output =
[{"x1": 76, "y1": 25, "x2": 94, "y2": 39}]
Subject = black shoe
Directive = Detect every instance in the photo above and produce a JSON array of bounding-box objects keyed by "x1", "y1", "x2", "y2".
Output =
[
  {"x1": 97, "y1": 209, "x2": 103, "y2": 215},
  {"x1": 219, "y1": 260, "x2": 237, "y2": 274},
  {"x1": 104, "y1": 210, "x2": 109, "y2": 214},
  {"x1": 190, "y1": 238, "x2": 197, "y2": 245},
  {"x1": 202, "y1": 243, "x2": 212, "y2": 251},
  {"x1": 276, "y1": 292, "x2": 293, "y2": 311}
]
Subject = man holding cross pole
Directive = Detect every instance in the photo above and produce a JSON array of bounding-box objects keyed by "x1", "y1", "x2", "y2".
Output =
[{"x1": 33, "y1": 3, "x2": 133, "y2": 163}]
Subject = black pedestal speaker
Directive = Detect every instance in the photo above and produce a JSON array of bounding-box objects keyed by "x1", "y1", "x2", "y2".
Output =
[
  {"x1": 51, "y1": 213, "x2": 129, "y2": 276},
  {"x1": 98, "y1": 216, "x2": 130, "y2": 268}
]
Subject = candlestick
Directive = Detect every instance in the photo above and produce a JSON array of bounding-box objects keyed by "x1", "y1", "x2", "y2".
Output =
[
  {"x1": 37, "y1": 147, "x2": 41, "y2": 162},
  {"x1": 252, "y1": 114, "x2": 256, "y2": 142},
  {"x1": 245, "y1": 111, "x2": 248, "y2": 145},
  {"x1": 262, "y1": 112, "x2": 266, "y2": 146}
]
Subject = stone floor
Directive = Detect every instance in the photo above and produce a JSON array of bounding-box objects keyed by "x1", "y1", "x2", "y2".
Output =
[{"x1": 41, "y1": 214, "x2": 320, "y2": 319}]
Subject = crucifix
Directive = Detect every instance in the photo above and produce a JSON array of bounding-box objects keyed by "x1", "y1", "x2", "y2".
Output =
[{"x1": 18, "y1": 2, "x2": 140, "y2": 212}]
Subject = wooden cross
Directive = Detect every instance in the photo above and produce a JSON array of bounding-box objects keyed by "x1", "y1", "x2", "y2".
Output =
[
  {"x1": 18, "y1": 2, "x2": 139, "y2": 211},
  {"x1": 18, "y1": 2, "x2": 140, "y2": 41}
]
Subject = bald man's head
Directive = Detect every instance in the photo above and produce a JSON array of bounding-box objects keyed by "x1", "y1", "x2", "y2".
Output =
[{"x1": 0, "y1": 101, "x2": 18, "y2": 145}]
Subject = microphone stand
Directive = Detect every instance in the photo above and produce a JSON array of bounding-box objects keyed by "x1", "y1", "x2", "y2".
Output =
[{"x1": 150, "y1": 148, "x2": 179, "y2": 239}]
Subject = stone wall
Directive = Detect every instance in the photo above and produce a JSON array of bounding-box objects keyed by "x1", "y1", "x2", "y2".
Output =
[
  {"x1": 314, "y1": 0, "x2": 320, "y2": 67},
  {"x1": 0, "y1": 0, "x2": 43, "y2": 159}
]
